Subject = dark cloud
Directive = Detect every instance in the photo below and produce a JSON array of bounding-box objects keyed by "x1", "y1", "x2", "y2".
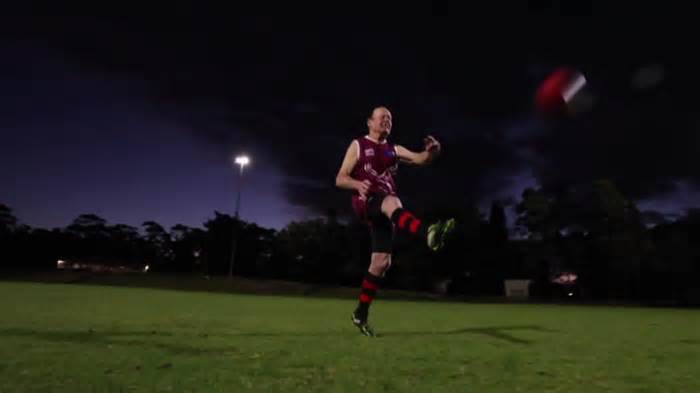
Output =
[
  {"x1": 640, "y1": 211, "x2": 671, "y2": 227},
  {"x1": 531, "y1": 90, "x2": 700, "y2": 200},
  {"x1": 5, "y1": 7, "x2": 700, "y2": 223}
]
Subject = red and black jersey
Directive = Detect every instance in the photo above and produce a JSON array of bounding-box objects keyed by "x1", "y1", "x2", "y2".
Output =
[
  {"x1": 350, "y1": 135, "x2": 399, "y2": 197},
  {"x1": 349, "y1": 136, "x2": 399, "y2": 221}
]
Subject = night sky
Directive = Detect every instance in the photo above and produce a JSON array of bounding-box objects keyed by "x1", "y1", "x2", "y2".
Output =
[{"x1": 2, "y1": 6, "x2": 699, "y2": 231}]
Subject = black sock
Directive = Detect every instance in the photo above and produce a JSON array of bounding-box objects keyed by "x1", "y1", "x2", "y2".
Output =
[
  {"x1": 356, "y1": 272, "x2": 382, "y2": 321},
  {"x1": 390, "y1": 208, "x2": 428, "y2": 239}
]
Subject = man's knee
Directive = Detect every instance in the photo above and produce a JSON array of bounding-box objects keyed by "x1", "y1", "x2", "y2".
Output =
[
  {"x1": 370, "y1": 253, "x2": 392, "y2": 274},
  {"x1": 381, "y1": 195, "x2": 402, "y2": 217}
]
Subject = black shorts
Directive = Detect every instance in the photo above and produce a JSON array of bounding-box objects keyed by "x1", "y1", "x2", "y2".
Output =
[{"x1": 366, "y1": 194, "x2": 393, "y2": 253}]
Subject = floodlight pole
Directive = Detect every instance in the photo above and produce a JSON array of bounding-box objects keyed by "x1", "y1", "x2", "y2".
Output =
[{"x1": 229, "y1": 155, "x2": 249, "y2": 279}]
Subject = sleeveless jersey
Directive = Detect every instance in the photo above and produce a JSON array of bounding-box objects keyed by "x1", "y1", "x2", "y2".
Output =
[{"x1": 350, "y1": 136, "x2": 399, "y2": 212}]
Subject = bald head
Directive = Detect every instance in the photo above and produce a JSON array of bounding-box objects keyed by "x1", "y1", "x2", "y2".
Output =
[{"x1": 367, "y1": 106, "x2": 392, "y2": 139}]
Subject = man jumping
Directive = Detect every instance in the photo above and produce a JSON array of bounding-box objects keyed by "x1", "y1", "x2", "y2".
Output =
[{"x1": 335, "y1": 106, "x2": 456, "y2": 337}]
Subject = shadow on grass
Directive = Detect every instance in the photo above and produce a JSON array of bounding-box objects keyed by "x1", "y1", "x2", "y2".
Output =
[
  {"x1": 0, "y1": 324, "x2": 559, "y2": 349},
  {"x1": 379, "y1": 325, "x2": 560, "y2": 344},
  {"x1": 0, "y1": 328, "x2": 239, "y2": 356},
  {"x1": 230, "y1": 325, "x2": 559, "y2": 344}
]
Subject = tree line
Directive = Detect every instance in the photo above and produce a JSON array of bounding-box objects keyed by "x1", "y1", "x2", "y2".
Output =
[{"x1": 1, "y1": 178, "x2": 699, "y2": 305}]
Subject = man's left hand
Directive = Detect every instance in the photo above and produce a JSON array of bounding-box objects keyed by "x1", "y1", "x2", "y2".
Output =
[{"x1": 424, "y1": 135, "x2": 441, "y2": 154}]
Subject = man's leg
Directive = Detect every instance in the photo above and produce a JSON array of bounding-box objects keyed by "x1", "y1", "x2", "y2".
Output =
[
  {"x1": 353, "y1": 252, "x2": 391, "y2": 334},
  {"x1": 352, "y1": 196, "x2": 393, "y2": 337},
  {"x1": 381, "y1": 195, "x2": 456, "y2": 252}
]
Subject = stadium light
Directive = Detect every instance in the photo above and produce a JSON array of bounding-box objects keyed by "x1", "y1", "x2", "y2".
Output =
[{"x1": 234, "y1": 155, "x2": 250, "y2": 168}]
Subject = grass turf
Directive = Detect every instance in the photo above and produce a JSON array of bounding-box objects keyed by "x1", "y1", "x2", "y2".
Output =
[{"x1": 1, "y1": 281, "x2": 699, "y2": 392}]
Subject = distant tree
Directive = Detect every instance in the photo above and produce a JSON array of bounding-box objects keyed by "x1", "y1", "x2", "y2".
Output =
[
  {"x1": 0, "y1": 203, "x2": 18, "y2": 234},
  {"x1": 587, "y1": 179, "x2": 632, "y2": 238},
  {"x1": 273, "y1": 215, "x2": 372, "y2": 285},
  {"x1": 201, "y1": 212, "x2": 237, "y2": 275},
  {"x1": 648, "y1": 209, "x2": 700, "y2": 305},
  {"x1": 63, "y1": 214, "x2": 111, "y2": 257},
  {"x1": 0, "y1": 204, "x2": 20, "y2": 268},
  {"x1": 199, "y1": 211, "x2": 276, "y2": 277},
  {"x1": 515, "y1": 188, "x2": 558, "y2": 240},
  {"x1": 170, "y1": 224, "x2": 192, "y2": 242},
  {"x1": 67, "y1": 214, "x2": 109, "y2": 239},
  {"x1": 562, "y1": 180, "x2": 649, "y2": 300},
  {"x1": 23, "y1": 228, "x2": 72, "y2": 270},
  {"x1": 111, "y1": 224, "x2": 140, "y2": 241},
  {"x1": 142, "y1": 221, "x2": 172, "y2": 268},
  {"x1": 170, "y1": 224, "x2": 207, "y2": 273},
  {"x1": 107, "y1": 224, "x2": 143, "y2": 260},
  {"x1": 488, "y1": 200, "x2": 508, "y2": 245},
  {"x1": 275, "y1": 219, "x2": 326, "y2": 281},
  {"x1": 240, "y1": 224, "x2": 276, "y2": 277}
]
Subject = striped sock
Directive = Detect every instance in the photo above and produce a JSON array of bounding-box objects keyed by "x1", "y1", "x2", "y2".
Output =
[
  {"x1": 356, "y1": 272, "x2": 382, "y2": 321},
  {"x1": 390, "y1": 208, "x2": 428, "y2": 238}
]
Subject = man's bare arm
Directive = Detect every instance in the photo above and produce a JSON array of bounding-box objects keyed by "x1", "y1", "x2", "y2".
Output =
[
  {"x1": 335, "y1": 141, "x2": 371, "y2": 197},
  {"x1": 395, "y1": 135, "x2": 441, "y2": 165},
  {"x1": 335, "y1": 141, "x2": 360, "y2": 190}
]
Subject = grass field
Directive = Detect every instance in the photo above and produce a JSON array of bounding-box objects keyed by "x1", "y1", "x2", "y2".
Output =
[{"x1": 1, "y1": 281, "x2": 699, "y2": 392}]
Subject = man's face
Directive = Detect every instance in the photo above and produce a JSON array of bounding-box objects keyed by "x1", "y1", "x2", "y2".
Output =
[{"x1": 368, "y1": 107, "x2": 392, "y2": 137}]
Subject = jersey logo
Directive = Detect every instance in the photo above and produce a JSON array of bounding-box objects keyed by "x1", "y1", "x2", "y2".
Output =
[{"x1": 364, "y1": 148, "x2": 375, "y2": 157}]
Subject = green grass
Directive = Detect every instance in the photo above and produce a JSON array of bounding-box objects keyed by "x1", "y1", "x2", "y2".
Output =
[{"x1": 1, "y1": 281, "x2": 699, "y2": 392}]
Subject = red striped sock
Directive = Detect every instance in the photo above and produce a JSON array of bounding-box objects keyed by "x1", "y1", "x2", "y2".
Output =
[
  {"x1": 390, "y1": 208, "x2": 427, "y2": 238},
  {"x1": 356, "y1": 272, "x2": 382, "y2": 319}
]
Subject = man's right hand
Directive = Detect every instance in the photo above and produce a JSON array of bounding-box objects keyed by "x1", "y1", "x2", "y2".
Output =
[{"x1": 356, "y1": 179, "x2": 372, "y2": 200}]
